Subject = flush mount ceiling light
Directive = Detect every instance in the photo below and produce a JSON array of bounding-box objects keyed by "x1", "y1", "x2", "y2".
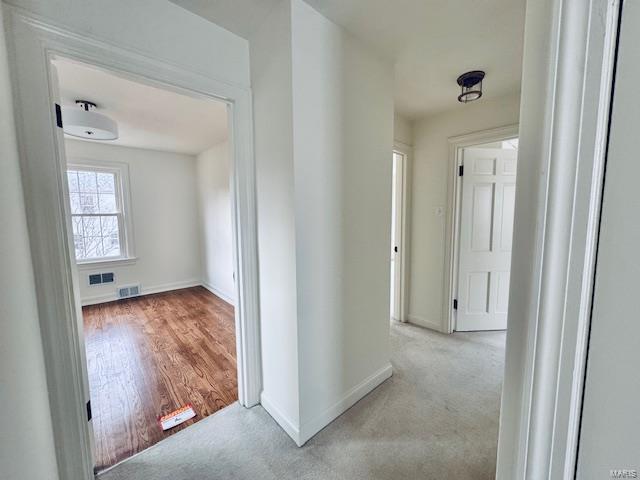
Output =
[
  {"x1": 62, "y1": 100, "x2": 118, "y2": 140},
  {"x1": 456, "y1": 70, "x2": 485, "y2": 103}
]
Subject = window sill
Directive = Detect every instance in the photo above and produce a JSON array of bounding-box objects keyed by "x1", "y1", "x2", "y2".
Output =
[{"x1": 76, "y1": 257, "x2": 138, "y2": 271}]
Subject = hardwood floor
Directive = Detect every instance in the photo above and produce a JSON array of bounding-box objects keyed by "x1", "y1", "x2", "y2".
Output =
[{"x1": 82, "y1": 286, "x2": 237, "y2": 471}]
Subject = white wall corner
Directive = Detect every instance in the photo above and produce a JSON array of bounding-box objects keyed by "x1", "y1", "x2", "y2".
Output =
[
  {"x1": 260, "y1": 392, "x2": 303, "y2": 446},
  {"x1": 407, "y1": 314, "x2": 446, "y2": 333},
  {"x1": 201, "y1": 281, "x2": 235, "y2": 306},
  {"x1": 298, "y1": 363, "x2": 393, "y2": 446},
  {"x1": 394, "y1": 111, "x2": 414, "y2": 147}
]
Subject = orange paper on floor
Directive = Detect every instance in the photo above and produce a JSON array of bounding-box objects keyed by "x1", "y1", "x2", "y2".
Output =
[{"x1": 158, "y1": 404, "x2": 196, "y2": 431}]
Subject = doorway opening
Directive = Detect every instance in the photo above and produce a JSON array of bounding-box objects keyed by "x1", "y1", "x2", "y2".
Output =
[
  {"x1": 452, "y1": 136, "x2": 519, "y2": 332},
  {"x1": 53, "y1": 56, "x2": 240, "y2": 472}
]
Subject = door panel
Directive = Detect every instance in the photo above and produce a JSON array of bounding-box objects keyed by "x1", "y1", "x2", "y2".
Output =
[
  {"x1": 471, "y1": 183, "x2": 494, "y2": 251},
  {"x1": 495, "y1": 271, "x2": 510, "y2": 314},
  {"x1": 466, "y1": 272, "x2": 490, "y2": 313},
  {"x1": 456, "y1": 147, "x2": 517, "y2": 331},
  {"x1": 500, "y1": 183, "x2": 516, "y2": 251}
]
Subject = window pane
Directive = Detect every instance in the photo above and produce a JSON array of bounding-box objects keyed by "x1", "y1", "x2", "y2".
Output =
[
  {"x1": 98, "y1": 193, "x2": 117, "y2": 214},
  {"x1": 100, "y1": 216, "x2": 118, "y2": 237},
  {"x1": 71, "y1": 217, "x2": 82, "y2": 236},
  {"x1": 84, "y1": 237, "x2": 104, "y2": 259},
  {"x1": 101, "y1": 216, "x2": 121, "y2": 257},
  {"x1": 69, "y1": 192, "x2": 82, "y2": 214},
  {"x1": 67, "y1": 171, "x2": 79, "y2": 193},
  {"x1": 73, "y1": 236, "x2": 85, "y2": 259},
  {"x1": 78, "y1": 171, "x2": 98, "y2": 193},
  {"x1": 97, "y1": 172, "x2": 116, "y2": 193},
  {"x1": 102, "y1": 231, "x2": 121, "y2": 257},
  {"x1": 80, "y1": 194, "x2": 98, "y2": 214},
  {"x1": 82, "y1": 216, "x2": 102, "y2": 238}
]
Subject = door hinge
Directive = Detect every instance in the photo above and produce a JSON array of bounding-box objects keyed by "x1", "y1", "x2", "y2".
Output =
[
  {"x1": 453, "y1": 299, "x2": 458, "y2": 310},
  {"x1": 458, "y1": 165, "x2": 464, "y2": 177},
  {"x1": 55, "y1": 103, "x2": 63, "y2": 128},
  {"x1": 86, "y1": 400, "x2": 92, "y2": 422}
]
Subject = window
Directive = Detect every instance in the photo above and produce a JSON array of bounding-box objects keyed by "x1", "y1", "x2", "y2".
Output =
[{"x1": 66, "y1": 164, "x2": 132, "y2": 263}]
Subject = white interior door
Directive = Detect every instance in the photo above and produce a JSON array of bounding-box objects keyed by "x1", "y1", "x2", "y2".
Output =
[
  {"x1": 456, "y1": 146, "x2": 517, "y2": 331},
  {"x1": 390, "y1": 151, "x2": 404, "y2": 320}
]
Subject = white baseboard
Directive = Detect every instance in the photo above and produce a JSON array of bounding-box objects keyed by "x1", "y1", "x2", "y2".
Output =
[
  {"x1": 298, "y1": 362, "x2": 393, "y2": 445},
  {"x1": 81, "y1": 279, "x2": 201, "y2": 306},
  {"x1": 201, "y1": 281, "x2": 235, "y2": 306},
  {"x1": 407, "y1": 313, "x2": 445, "y2": 333},
  {"x1": 260, "y1": 363, "x2": 392, "y2": 447},
  {"x1": 260, "y1": 392, "x2": 302, "y2": 446}
]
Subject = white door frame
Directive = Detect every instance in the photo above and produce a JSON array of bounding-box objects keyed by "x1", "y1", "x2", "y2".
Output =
[
  {"x1": 496, "y1": 0, "x2": 622, "y2": 478},
  {"x1": 444, "y1": 124, "x2": 519, "y2": 334},
  {"x1": 4, "y1": 8, "x2": 261, "y2": 480},
  {"x1": 392, "y1": 142, "x2": 411, "y2": 322}
]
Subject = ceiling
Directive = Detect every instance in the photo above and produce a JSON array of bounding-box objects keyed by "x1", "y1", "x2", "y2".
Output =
[
  {"x1": 54, "y1": 58, "x2": 228, "y2": 155},
  {"x1": 171, "y1": 0, "x2": 525, "y2": 119}
]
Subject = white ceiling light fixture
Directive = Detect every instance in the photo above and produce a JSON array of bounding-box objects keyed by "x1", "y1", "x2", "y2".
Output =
[{"x1": 62, "y1": 100, "x2": 119, "y2": 140}]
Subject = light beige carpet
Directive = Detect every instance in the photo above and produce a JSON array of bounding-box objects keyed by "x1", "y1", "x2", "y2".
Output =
[{"x1": 99, "y1": 322, "x2": 506, "y2": 480}]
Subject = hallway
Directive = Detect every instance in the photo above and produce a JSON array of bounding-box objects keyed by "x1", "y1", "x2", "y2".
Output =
[{"x1": 99, "y1": 323, "x2": 505, "y2": 480}]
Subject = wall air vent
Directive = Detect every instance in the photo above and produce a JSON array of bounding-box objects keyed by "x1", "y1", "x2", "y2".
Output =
[
  {"x1": 88, "y1": 272, "x2": 115, "y2": 286},
  {"x1": 118, "y1": 284, "x2": 141, "y2": 299}
]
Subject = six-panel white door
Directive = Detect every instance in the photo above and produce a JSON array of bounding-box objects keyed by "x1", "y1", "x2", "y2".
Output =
[{"x1": 456, "y1": 147, "x2": 517, "y2": 331}]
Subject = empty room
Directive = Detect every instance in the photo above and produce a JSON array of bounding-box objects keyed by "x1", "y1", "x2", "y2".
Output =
[{"x1": 55, "y1": 57, "x2": 238, "y2": 471}]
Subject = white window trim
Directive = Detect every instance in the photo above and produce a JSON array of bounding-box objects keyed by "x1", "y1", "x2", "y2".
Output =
[{"x1": 66, "y1": 158, "x2": 136, "y2": 266}]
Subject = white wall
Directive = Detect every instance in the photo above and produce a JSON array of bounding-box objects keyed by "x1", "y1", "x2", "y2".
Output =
[
  {"x1": 0, "y1": 4, "x2": 60, "y2": 479},
  {"x1": 407, "y1": 94, "x2": 520, "y2": 331},
  {"x1": 251, "y1": 0, "x2": 393, "y2": 445},
  {"x1": 4, "y1": 0, "x2": 250, "y2": 88},
  {"x1": 196, "y1": 141, "x2": 235, "y2": 304},
  {"x1": 65, "y1": 140, "x2": 202, "y2": 304},
  {"x1": 250, "y1": 0, "x2": 301, "y2": 433},
  {"x1": 290, "y1": 0, "x2": 393, "y2": 433}
]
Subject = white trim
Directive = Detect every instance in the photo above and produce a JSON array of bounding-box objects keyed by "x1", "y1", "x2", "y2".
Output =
[
  {"x1": 261, "y1": 363, "x2": 393, "y2": 448},
  {"x1": 298, "y1": 363, "x2": 393, "y2": 446},
  {"x1": 4, "y1": 8, "x2": 261, "y2": 480},
  {"x1": 201, "y1": 281, "x2": 235, "y2": 306},
  {"x1": 444, "y1": 124, "x2": 519, "y2": 334},
  {"x1": 407, "y1": 313, "x2": 443, "y2": 333},
  {"x1": 80, "y1": 279, "x2": 201, "y2": 306},
  {"x1": 495, "y1": 0, "x2": 622, "y2": 478},
  {"x1": 259, "y1": 393, "x2": 302, "y2": 446},
  {"x1": 76, "y1": 256, "x2": 137, "y2": 270}
]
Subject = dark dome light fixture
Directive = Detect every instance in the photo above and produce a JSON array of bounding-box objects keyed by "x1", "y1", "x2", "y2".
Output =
[{"x1": 457, "y1": 70, "x2": 485, "y2": 103}]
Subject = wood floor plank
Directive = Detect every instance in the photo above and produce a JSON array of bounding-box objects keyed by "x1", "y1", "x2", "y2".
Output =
[{"x1": 82, "y1": 286, "x2": 237, "y2": 472}]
